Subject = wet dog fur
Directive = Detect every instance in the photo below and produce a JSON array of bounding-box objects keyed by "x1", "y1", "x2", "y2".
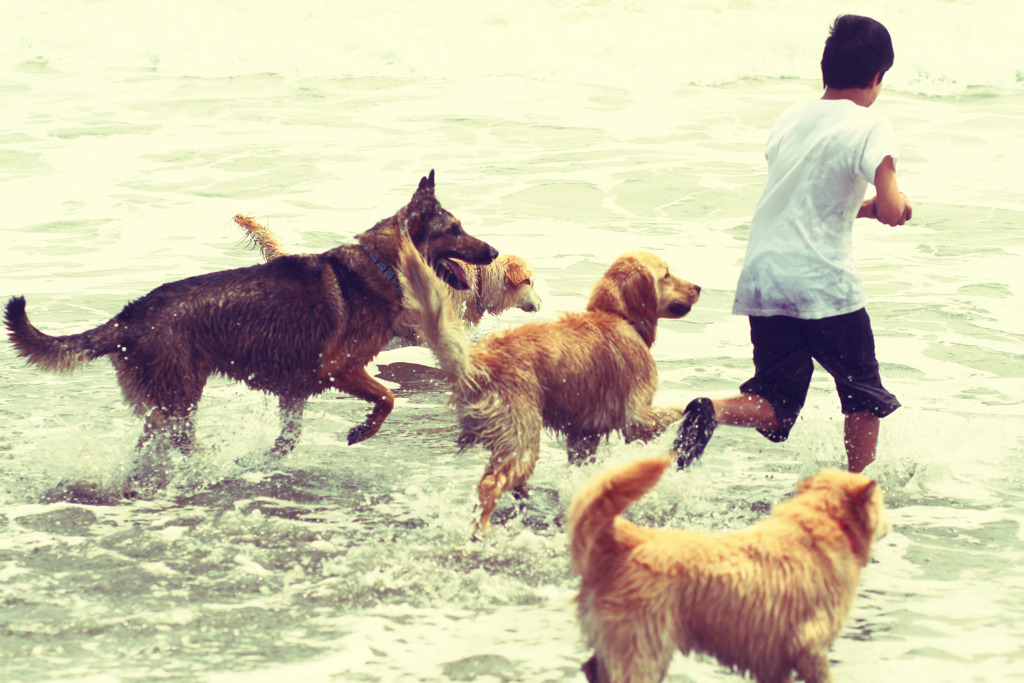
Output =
[
  {"x1": 5, "y1": 171, "x2": 496, "y2": 467},
  {"x1": 569, "y1": 457, "x2": 890, "y2": 683},
  {"x1": 398, "y1": 236, "x2": 700, "y2": 531},
  {"x1": 234, "y1": 214, "x2": 541, "y2": 341}
]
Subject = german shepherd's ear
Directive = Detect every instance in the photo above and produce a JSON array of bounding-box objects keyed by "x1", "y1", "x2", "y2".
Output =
[
  {"x1": 417, "y1": 170, "x2": 436, "y2": 196},
  {"x1": 406, "y1": 170, "x2": 438, "y2": 242}
]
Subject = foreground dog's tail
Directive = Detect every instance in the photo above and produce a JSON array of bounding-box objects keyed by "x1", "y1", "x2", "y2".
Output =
[
  {"x1": 568, "y1": 456, "x2": 671, "y2": 576},
  {"x1": 396, "y1": 234, "x2": 480, "y2": 388},
  {"x1": 234, "y1": 214, "x2": 290, "y2": 261},
  {"x1": 4, "y1": 296, "x2": 120, "y2": 372}
]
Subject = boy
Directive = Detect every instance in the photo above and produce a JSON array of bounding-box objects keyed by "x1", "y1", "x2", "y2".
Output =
[{"x1": 674, "y1": 15, "x2": 912, "y2": 473}]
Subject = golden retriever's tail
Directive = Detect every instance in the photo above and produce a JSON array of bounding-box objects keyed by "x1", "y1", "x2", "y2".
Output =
[
  {"x1": 234, "y1": 214, "x2": 290, "y2": 261},
  {"x1": 4, "y1": 296, "x2": 120, "y2": 372},
  {"x1": 396, "y1": 233, "x2": 478, "y2": 387},
  {"x1": 568, "y1": 456, "x2": 671, "y2": 576}
]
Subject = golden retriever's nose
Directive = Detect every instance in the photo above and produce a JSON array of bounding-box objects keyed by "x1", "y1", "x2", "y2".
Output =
[{"x1": 695, "y1": 284, "x2": 702, "y2": 294}]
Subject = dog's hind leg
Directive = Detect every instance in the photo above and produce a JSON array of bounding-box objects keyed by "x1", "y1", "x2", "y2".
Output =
[
  {"x1": 476, "y1": 436, "x2": 541, "y2": 532},
  {"x1": 127, "y1": 407, "x2": 196, "y2": 490},
  {"x1": 331, "y1": 367, "x2": 395, "y2": 445},
  {"x1": 269, "y1": 396, "x2": 305, "y2": 458},
  {"x1": 567, "y1": 433, "x2": 602, "y2": 465},
  {"x1": 136, "y1": 407, "x2": 197, "y2": 454}
]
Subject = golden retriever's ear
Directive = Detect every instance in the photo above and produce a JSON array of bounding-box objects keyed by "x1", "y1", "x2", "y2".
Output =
[
  {"x1": 591, "y1": 258, "x2": 658, "y2": 346},
  {"x1": 503, "y1": 257, "x2": 532, "y2": 287}
]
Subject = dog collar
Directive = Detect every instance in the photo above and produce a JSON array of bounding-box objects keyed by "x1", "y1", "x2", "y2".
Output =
[
  {"x1": 362, "y1": 245, "x2": 403, "y2": 296},
  {"x1": 475, "y1": 266, "x2": 486, "y2": 316}
]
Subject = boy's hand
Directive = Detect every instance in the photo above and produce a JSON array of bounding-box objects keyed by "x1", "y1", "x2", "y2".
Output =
[
  {"x1": 859, "y1": 193, "x2": 913, "y2": 225},
  {"x1": 858, "y1": 197, "x2": 878, "y2": 219},
  {"x1": 870, "y1": 156, "x2": 912, "y2": 226}
]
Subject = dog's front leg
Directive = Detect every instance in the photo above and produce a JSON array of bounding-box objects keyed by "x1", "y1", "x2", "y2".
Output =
[
  {"x1": 333, "y1": 367, "x2": 395, "y2": 445},
  {"x1": 269, "y1": 396, "x2": 305, "y2": 458}
]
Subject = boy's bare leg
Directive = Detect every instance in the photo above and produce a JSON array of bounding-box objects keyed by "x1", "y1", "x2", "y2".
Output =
[
  {"x1": 713, "y1": 394, "x2": 781, "y2": 431},
  {"x1": 844, "y1": 410, "x2": 879, "y2": 473}
]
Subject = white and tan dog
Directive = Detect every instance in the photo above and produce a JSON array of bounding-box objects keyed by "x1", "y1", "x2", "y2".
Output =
[{"x1": 569, "y1": 456, "x2": 890, "y2": 683}]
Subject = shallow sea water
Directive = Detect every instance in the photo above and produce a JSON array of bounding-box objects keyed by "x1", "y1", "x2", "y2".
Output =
[{"x1": 3, "y1": 2, "x2": 1024, "y2": 682}]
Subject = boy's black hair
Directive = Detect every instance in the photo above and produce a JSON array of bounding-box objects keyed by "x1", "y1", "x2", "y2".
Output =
[{"x1": 821, "y1": 15, "x2": 894, "y2": 90}]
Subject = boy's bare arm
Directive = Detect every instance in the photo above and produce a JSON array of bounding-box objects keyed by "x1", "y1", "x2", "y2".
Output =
[{"x1": 858, "y1": 155, "x2": 912, "y2": 226}]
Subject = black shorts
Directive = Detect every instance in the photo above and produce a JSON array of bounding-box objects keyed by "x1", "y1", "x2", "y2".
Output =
[{"x1": 739, "y1": 308, "x2": 900, "y2": 443}]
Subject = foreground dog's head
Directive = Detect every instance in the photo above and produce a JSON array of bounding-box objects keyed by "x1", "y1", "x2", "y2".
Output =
[
  {"x1": 784, "y1": 468, "x2": 892, "y2": 565},
  {"x1": 403, "y1": 171, "x2": 497, "y2": 291},
  {"x1": 586, "y1": 252, "x2": 700, "y2": 346}
]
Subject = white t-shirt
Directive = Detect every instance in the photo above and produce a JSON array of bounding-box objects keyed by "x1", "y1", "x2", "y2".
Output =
[{"x1": 732, "y1": 98, "x2": 898, "y2": 319}]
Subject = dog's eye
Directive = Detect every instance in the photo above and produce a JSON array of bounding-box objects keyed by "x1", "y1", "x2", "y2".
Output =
[
  {"x1": 448, "y1": 222, "x2": 463, "y2": 236},
  {"x1": 521, "y1": 278, "x2": 531, "y2": 286},
  {"x1": 663, "y1": 271, "x2": 671, "y2": 280}
]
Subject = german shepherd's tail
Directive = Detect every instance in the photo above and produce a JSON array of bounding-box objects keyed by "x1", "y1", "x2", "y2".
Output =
[
  {"x1": 568, "y1": 456, "x2": 671, "y2": 577},
  {"x1": 4, "y1": 296, "x2": 120, "y2": 372},
  {"x1": 396, "y1": 234, "x2": 481, "y2": 389},
  {"x1": 234, "y1": 214, "x2": 290, "y2": 261}
]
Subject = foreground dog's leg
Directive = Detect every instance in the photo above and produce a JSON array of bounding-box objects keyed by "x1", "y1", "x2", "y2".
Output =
[
  {"x1": 794, "y1": 652, "x2": 835, "y2": 683},
  {"x1": 269, "y1": 397, "x2": 304, "y2": 458},
  {"x1": 331, "y1": 367, "x2": 395, "y2": 445}
]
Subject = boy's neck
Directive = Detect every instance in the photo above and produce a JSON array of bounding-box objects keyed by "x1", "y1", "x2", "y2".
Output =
[
  {"x1": 821, "y1": 72, "x2": 883, "y2": 108},
  {"x1": 821, "y1": 86, "x2": 875, "y2": 107}
]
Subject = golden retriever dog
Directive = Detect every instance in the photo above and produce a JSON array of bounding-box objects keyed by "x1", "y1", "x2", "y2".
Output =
[
  {"x1": 5, "y1": 171, "x2": 496, "y2": 468},
  {"x1": 569, "y1": 456, "x2": 890, "y2": 683},
  {"x1": 234, "y1": 214, "x2": 541, "y2": 340},
  {"x1": 398, "y1": 236, "x2": 700, "y2": 531}
]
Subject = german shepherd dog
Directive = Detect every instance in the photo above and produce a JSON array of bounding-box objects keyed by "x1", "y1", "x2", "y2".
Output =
[{"x1": 5, "y1": 171, "x2": 497, "y2": 466}]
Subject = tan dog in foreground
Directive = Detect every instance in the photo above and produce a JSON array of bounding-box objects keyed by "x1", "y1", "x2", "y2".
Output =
[
  {"x1": 234, "y1": 214, "x2": 542, "y2": 340},
  {"x1": 569, "y1": 457, "x2": 890, "y2": 683},
  {"x1": 399, "y1": 234, "x2": 700, "y2": 532}
]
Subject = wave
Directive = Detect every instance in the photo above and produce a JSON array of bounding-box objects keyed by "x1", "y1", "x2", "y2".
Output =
[{"x1": 3, "y1": 0, "x2": 1022, "y2": 96}]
